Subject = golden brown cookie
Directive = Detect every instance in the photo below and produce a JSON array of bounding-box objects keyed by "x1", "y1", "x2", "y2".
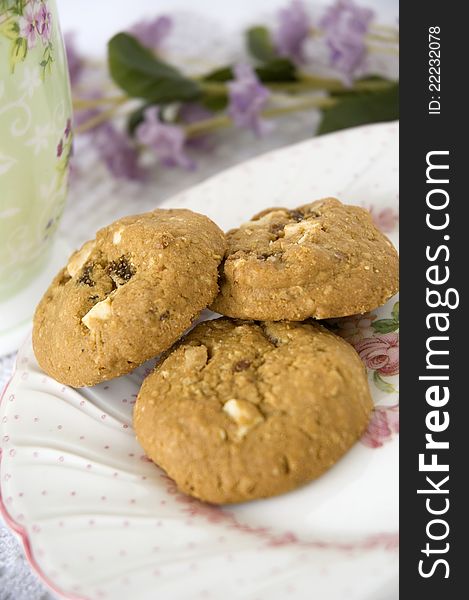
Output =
[
  {"x1": 134, "y1": 318, "x2": 373, "y2": 504},
  {"x1": 211, "y1": 198, "x2": 399, "y2": 320},
  {"x1": 33, "y1": 209, "x2": 226, "y2": 387}
]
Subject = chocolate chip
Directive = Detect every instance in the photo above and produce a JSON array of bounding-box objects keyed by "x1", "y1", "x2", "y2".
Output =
[
  {"x1": 269, "y1": 222, "x2": 285, "y2": 236},
  {"x1": 233, "y1": 360, "x2": 251, "y2": 372},
  {"x1": 78, "y1": 264, "x2": 95, "y2": 287},
  {"x1": 288, "y1": 210, "x2": 304, "y2": 222},
  {"x1": 108, "y1": 255, "x2": 135, "y2": 285}
]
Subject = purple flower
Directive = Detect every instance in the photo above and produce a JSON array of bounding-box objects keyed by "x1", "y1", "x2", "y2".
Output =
[
  {"x1": 129, "y1": 16, "x2": 172, "y2": 51},
  {"x1": 319, "y1": 0, "x2": 374, "y2": 82},
  {"x1": 178, "y1": 103, "x2": 215, "y2": 151},
  {"x1": 36, "y1": 2, "x2": 52, "y2": 43},
  {"x1": 19, "y1": 3, "x2": 38, "y2": 49},
  {"x1": 228, "y1": 64, "x2": 271, "y2": 136},
  {"x1": 179, "y1": 103, "x2": 212, "y2": 125},
  {"x1": 56, "y1": 139, "x2": 63, "y2": 157},
  {"x1": 274, "y1": 0, "x2": 310, "y2": 63},
  {"x1": 93, "y1": 123, "x2": 145, "y2": 181},
  {"x1": 136, "y1": 106, "x2": 194, "y2": 169},
  {"x1": 64, "y1": 32, "x2": 84, "y2": 87}
]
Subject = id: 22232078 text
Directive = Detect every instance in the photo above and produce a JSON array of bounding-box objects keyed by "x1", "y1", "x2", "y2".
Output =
[{"x1": 428, "y1": 27, "x2": 441, "y2": 115}]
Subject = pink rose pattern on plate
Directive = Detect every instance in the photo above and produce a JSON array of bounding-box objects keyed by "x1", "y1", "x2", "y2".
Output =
[
  {"x1": 326, "y1": 228, "x2": 399, "y2": 449},
  {"x1": 368, "y1": 205, "x2": 399, "y2": 233},
  {"x1": 355, "y1": 332, "x2": 399, "y2": 376},
  {"x1": 361, "y1": 405, "x2": 399, "y2": 449}
]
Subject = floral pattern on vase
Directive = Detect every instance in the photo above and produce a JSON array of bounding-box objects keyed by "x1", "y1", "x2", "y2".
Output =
[
  {"x1": 0, "y1": 0, "x2": 71, "y2": 302},
  {"x1": 1, "y1": 0, "x2": 54, "y2": 75}
]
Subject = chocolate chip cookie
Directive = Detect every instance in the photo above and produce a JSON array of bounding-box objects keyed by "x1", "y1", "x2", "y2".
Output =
[
  {"x1": 134, "y1": 318, "x2": 373, "y2": 504},
  {"x1": 33, "y1": 209, "x2": 226, "y2": 387},
  {"x1": 211, "y1": 198, "x2": 399, "y2": 320}
]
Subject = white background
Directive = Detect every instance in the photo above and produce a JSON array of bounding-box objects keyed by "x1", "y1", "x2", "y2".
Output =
[{"x1": 57, "y1": 0, "x2": 399, "y2": 56}]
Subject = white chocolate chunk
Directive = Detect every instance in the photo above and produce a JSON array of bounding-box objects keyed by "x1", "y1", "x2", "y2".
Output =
[
  {"x1": 283, "y1": 221, "x2": 321, "y2": 240},
  {"x1": 183, "y1": 345, "x2": 208, "y2": 371},
  {"x1": 67, "y1": 241, "x2": 95, "y2": 277},
  {"x1": 113, "y1": 227, "x2": 124, "y2": 244},
  {"x1": 223, "y1": 399, "x2": 263, "y2": 437},
  {"x1": 82, "y1": 296, "x2": 112, "y2": 329}
]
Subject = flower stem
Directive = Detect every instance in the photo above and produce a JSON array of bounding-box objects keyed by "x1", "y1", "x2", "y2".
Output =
[
  {"x1": 185, "y1": 96, "x2": 337, "y2": 138},
  {"x1": 185, "y1": 114, "x2": 231, "y2": 137},
  {"x1": 370, "y1": 23, "x2": 399, "y2": 36},
  {"x1": 366, "y1": 43, "x2": 399, "y2": 55},
  {"x1": 295, "y1": 73, "x2": 346, "y2": 92},
  {"x1": 72, "y1": 95, "x2": 128, "y2": 109},
  {"x1": 366, "y1": 31, "x2": 399, "y2": 43},
  {"x1": 263, "y1": 96, "x2": 336, "y2": 116},
  {"x1": 75, "y1": 105, "x2": 124, "y2": 134},
  {"x1": 200, "y1": 75, "x2": 395, "y2": 98},
  {"x1": 198, "y1": 81, "x2": 228, "y2": 96},
  {"x1": 272, "y1": 76, "x2": 394, "y2": 94}
]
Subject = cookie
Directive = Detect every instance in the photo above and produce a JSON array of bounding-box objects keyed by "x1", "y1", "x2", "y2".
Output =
[
  {"x1": 33, "y1": 209, "x2": 226, "y2": 387},
  {"x1": 211, "y1": 198, "x2": 399, "y2": 320},
  {"x1": 134, "y1": 318, "x2": 373, "y2": 504}
]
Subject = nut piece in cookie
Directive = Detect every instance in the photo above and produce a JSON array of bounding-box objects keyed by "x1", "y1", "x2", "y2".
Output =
[
  {"x1": 211, "y1": 197, "x2": 399, "y2": 320},
  {"x1": 134, "y1": 318, "x2": 373, "y2": 504},
  {"x1": 32, "y1": 209, "x2": 226, "y2": 387}
]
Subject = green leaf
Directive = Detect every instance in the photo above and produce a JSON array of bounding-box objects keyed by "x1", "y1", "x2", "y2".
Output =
[
  {"x1": 202, "y1": 58, "x2": 297, "y2": 85},
  {"x1": 108, "y1": 33, "x2": 201, "y2": 103},
  {"x1": 332, "y1": 75, "x2": 391, "y2": 96},
  {"x1": 391, "y1": 301, "x2": 399, "y2": 323},
  {"x1": 0, "y1": 15, "x2": 19, "y2": 39},
  {"x1": 203, "y1": 66, "x2": 233, "y2": 83},
  {"x1": 371, "y1": 319, "x2": 399, "y2": 334},
  {"x1": 201, "y1": 94, "x2": 228, "y2": 111},
  {"x1": 246, "y1": 26, "x2": 276, "y2": 62},
  {"x1": 373, "y1": 371, "x2": 397, "y2": 394},
  {"x1": 256, "y1": 57, "x2": 297, "y2": 82},
  {"x1": 10, "y1": 36, "x2": 27, "y2": 71},
  {"x1": 317, "y1": 83, "x2": 399, "y2": 135},
  {"x1": 127, "y1": 102, "x2": 155, "y2": 135}
]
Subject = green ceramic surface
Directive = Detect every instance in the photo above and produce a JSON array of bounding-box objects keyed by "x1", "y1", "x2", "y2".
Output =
[{"x1": 0, "y1": 0, "x2": 72, "y2": 301}]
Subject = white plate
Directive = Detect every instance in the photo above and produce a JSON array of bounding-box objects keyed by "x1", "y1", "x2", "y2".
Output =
[{"x1": 0, "y1": 122, "x2": 399, "y2": 600}]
